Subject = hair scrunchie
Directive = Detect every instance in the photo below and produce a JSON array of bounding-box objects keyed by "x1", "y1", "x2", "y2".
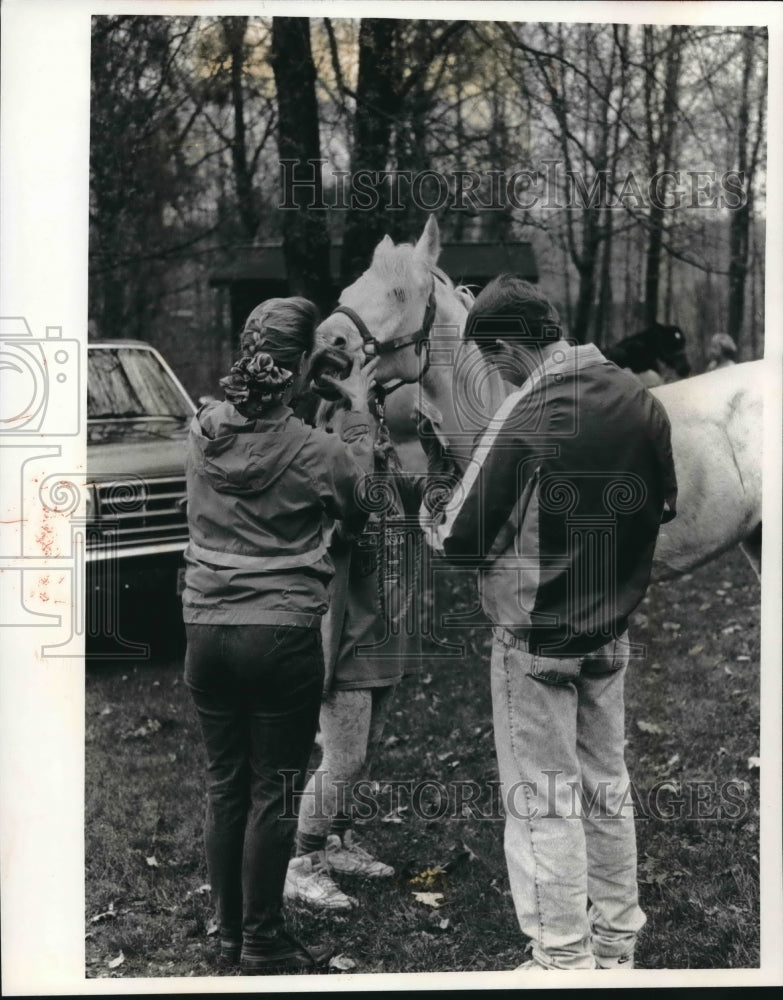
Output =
[{"x1": 219, "y1": 352, "x2": 294, "y2": 417}]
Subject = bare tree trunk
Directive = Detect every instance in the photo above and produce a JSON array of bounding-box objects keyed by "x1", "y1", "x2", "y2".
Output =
[
  {"x1": 222, "y1": 18, "x2": 261, "y2": 240},
  {"x1": 271, "y1": 17, "x2": 332, "y2": 310},
  {"x1": 643, "y1": 25, "x2": 685, "y2": 327},
  {"x1": 728, "y1": 28, "x2": 766, "y2": 351},
  {"x1": 340, "y1": 19, "x2": 402, "y2": 284},
  {"x1": 595, "y1": 208, "x2": 613, "y2": 347}
]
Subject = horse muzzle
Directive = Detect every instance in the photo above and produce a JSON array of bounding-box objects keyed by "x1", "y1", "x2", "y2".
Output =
[{"x1": 307, "y1": 346, "x2": 354, "y2": 400}]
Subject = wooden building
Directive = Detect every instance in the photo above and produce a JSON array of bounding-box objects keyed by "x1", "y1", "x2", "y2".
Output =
[{"x1": 210, "y1": 241, "x2": 538, "y2": 339}]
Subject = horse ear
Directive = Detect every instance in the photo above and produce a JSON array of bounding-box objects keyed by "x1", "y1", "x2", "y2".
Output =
[
  {"x1": 371, "y1": 234, "x2": 394, "y2": 262},
  {"x1": 415, "y1": 215, "x2": 441, "y2": 265}
]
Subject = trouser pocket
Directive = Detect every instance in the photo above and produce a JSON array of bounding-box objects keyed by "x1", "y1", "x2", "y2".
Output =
[{"x1": 527, "y1": 653, "x2": 583, "y2": 685}]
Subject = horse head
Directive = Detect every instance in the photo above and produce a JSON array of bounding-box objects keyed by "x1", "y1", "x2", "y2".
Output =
[
  {"x1": 652, "y1": 322, "x2": 691, "y2": 377},
  {"x1": 309, "y1": 217, "x2": 470, "y2": 396}
]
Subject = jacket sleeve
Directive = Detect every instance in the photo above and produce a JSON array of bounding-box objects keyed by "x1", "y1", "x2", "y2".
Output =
[
  {"x1": 311, "y1": 412, "x2": 373, "y2": 536},
  {"x1": 649, "y1": 396, "x2": 678, "y2": 523},
  {"x1": 440, "y1": 392, "x2": 550, "y2": 560}
]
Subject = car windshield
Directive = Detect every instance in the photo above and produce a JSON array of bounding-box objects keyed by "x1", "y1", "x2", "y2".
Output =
[{"x1": 88, "y1": 347, "x2": 192, "y2": 420}]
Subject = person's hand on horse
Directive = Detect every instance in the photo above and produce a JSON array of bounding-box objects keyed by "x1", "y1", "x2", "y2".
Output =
[{"x1": 321, "y1": 354, "x2": 379, "y2": 411}]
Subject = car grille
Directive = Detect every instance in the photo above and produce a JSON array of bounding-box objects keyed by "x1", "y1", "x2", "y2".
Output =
[{"x1": 90, "y1": 476, "x2": 188, "y2": 557}]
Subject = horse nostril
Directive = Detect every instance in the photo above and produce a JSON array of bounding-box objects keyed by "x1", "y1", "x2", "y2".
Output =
[{"x1": 332, "y1": 335, "x2": 346, "y2": 348}]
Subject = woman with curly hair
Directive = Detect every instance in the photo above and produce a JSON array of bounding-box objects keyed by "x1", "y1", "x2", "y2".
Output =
[{"x1": 182, "y1": 297, "x2": 377, "y2": 976}]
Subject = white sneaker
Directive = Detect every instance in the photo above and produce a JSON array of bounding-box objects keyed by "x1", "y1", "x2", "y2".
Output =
[
  {"x1": 284, "y1": 853, "x2": 357, "y2": 911},
  {"x1": 325, "y1": 833, "x2": 395, "y2": 878},
  {"x1": 595, "y1": 951, "x2": 635, "y2": 969}
]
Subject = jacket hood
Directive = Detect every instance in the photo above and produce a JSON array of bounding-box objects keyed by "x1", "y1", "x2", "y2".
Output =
[{"x1": 189, "y1": 399, "x2": 310, "y2": 495}]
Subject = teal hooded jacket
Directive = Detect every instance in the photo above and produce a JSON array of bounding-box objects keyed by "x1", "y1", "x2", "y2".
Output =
[{"x1": 182, "y1": 399, "x2": 372, "y2": 627}]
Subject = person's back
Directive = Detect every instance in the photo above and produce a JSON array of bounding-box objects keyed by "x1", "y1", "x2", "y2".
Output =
[
  {"x1": 443, "y1": 345, "x2": 676, "y2": 655},
  {"x1": 184, "y1": 396, "x2": 370, "y2": 625}
]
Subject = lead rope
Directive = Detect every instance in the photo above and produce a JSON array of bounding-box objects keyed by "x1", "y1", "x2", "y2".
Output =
[
  {"x1": 373, "y1": 395, "x2": 390, "y2": 621},
  {"x1": 372, "y1": 394, "x2": 422, "y2": 634}
]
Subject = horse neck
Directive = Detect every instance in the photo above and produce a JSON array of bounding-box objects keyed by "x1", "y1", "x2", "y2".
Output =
[{"x1": 419, "y1": 293, "x2": 508, "y2": 473}]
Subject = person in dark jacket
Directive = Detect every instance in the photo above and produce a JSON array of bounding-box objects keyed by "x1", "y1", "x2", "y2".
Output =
[
  {"x1": 437, "y1": 276, "x2": 678, "y2": 971},
  {"x1": 182, "y1": 297, "x2": 377, "y2": 975},
  {"x1": 283, "y1": 407, "x2": 425, "y2": 910}
]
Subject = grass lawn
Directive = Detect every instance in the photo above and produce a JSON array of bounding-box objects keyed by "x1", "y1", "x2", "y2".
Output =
[{"x1": 85, "y1": 546, "x2": 760, "y2": 978}]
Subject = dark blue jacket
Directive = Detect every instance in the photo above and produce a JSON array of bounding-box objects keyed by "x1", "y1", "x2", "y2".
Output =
[{"x1": 439, "y1": 344, "x2": 677, "y2": 656}]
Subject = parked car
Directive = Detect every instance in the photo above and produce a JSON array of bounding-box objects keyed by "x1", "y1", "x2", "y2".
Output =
[{"x1": 86, "y1": 340, "x2": 196, "y2": 655}]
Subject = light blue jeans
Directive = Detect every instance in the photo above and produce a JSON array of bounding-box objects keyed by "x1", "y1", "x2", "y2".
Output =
[{"x1": 490, "y1": 627, "x2": 646, "y2": 970}]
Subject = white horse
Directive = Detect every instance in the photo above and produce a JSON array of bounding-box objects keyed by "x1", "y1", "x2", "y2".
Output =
[{"x1": 312, "y1": 217, "x2": 763, "y2": 580}]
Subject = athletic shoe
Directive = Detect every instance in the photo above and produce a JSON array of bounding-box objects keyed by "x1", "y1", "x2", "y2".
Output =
[
  {"x1": 595, "y1": 951, "x2": 635, "y2": 969},
  {"x1": 325, "y1": 833, "x2": 395, "y2": 878},
  {"x1": 284, "y1": 853, "x2": 357, "y2": 911},
  {"x1": 216, "y1": 940, "x2": 240, "y2": 970},
  {"x1": 240, "y1": 929, "x2": 334, "y2": 975}
]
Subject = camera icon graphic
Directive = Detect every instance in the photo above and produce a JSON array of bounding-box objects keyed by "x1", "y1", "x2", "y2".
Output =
[{"x1": 0, "y1": 317, "x2": 80, "y2": 435}]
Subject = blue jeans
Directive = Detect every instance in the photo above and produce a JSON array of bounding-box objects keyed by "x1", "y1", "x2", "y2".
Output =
[
  {"x1": 490, "y1": 627, "x2": 645, "y2": 969},
  {"x1": 184, "y1": 623, "x2": 323, "y2": 955}
]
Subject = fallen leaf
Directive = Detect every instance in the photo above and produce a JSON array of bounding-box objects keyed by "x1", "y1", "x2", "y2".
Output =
[
  {"x1": 206, "y1": 917, "x2": 218, "y2": 936},
  {"x1": 90, "y1": 904, "x2": 116, "y2": 923},
  {"x1": 637, "y1": 720, "x2": 663, "y2": 734},
  {"x1": 460, "y1": 842, "x2": 478, "y2": 863},
  {"x1": 146, "y1": 855, "x2": 159, "y2": 868},
  {"x1": 329, "y1": 954, "x2": 357, "y2": 971},
  {"x1": 107, "y1": 951, "x2": 125, "y2": 969},
  {"x1": 412, "y1": 891, "x2": 445, "y2": 908},
  {"x1": 687, "y1": 645, "x2": 704, "y2": 656},
  {"x1": 194, "y1": 883, "x2": 211, "y2": 895},
  {"x1": 100, "y1": 706, "x2": 113, "y2": 716},
  {"x1": 698, "y1": 602, "x2": 712, "y2": 612},
  {"x1": 736, "y1": 655, "x2": 751, "y2": 662},
  {"x1": 384, "y1": 735, "x2": 400, "y2": 748},
  {"x1": 381, "y1": 810, "x2": 404, "y2": 824},
  {"x1": 436, "y1": 750, "x2": 452, "y2": 762},
  {"x1": 124, "y1": 718, "x2": 162, "y2": 740},
  {"x1": 747, "y1": 756, "x2": 760, "y2": 769},
  {"x1": 409, "y1": 866, "x2": 446, "y2": 888},
  {"x1": 661, "y1": 621, "x2": 681, "y2": 632},
  {"x1": 438, "y1": 918, "x2": 451, "y2": 930}
]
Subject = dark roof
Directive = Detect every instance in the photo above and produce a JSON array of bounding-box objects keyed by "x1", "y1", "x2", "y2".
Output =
[{"x1": 209, "y1": 241, "x2": 538, "y2": 286}]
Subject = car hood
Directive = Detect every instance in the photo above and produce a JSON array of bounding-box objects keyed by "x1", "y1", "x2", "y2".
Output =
[{"x1": 87, "y1": 420, "x2": 188, "y2": 481}]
